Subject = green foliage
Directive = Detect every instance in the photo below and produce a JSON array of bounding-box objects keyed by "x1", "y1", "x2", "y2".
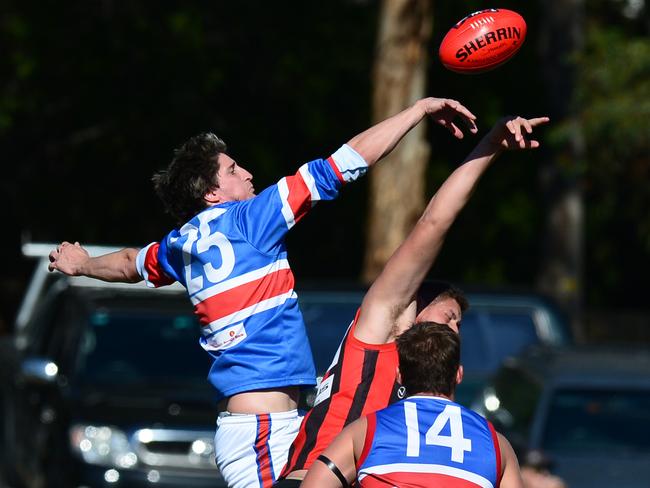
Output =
[
  {"x1": 573, "y1": 23, "x2": 650, "y2": 305},
  {"x1": 577, "y1": 27, "x2": 649, "y2": 167}
]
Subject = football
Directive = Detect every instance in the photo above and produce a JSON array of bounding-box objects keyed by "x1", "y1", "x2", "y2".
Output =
[{"x1": 438, "y1": 8, "x2": 527, "y2": 74}]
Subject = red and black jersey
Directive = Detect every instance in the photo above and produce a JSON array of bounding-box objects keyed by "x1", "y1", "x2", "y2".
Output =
[{"x1": 281, "y1": 309, "x2": 404, "y2": 476}]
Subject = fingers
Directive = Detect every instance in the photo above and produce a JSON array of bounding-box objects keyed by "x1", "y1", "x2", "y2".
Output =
[
  {"x1": 57, "y1": 241, "x2": 71, "y2": 252},
  {"x1": 528, "y1": 116, "x2": 551, "y2": 127},
  {"x1": 427, "y1": 97, "x2": 478, "y2": 136},
  {"x1": 505, "y1": 118, "x2": 522, "y2": 146},
  {"x1": 444, "y1": 99, "x2": 478, "y2": 133},
  {"x1": 503, "y1": 115, "x2": 549, "y2": 148},
  {"x1": 48, "y1": 248, "x2": 58, "y2": 271},
  {"x1": 519, "y1": 138, "x2": 540, "y2": 149},
  {"x1": 507, "y1": 118, "x2": 528, "y2": 148},
  {"x1": 48, "y1": 241, "x2": 75, "y2": 272},
  {"x1": 445, "y1": 121, "x2": 464, "y2": 139}
]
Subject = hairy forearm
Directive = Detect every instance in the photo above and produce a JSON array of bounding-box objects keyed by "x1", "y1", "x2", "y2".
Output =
[
  {"x1": 77, "y1": 248, "x2": 142, "y2": 283},
  {"x1": 346, "y1": 101, "x2": 426, "y2": 166}
]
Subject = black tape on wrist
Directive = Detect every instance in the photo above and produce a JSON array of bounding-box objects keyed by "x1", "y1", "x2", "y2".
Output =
[{"x1": 316, "y1": 454, "x2": 349, "y2": 487}]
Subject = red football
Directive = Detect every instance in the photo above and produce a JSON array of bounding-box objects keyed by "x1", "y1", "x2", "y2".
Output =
[{"x1": 439, "y1": 8, "x2": 527, "y2": 74}]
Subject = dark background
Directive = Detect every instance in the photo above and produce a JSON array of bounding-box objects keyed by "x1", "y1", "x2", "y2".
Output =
[{"x1": 1, "y1": 0, "x2": 648, "y2": 339}]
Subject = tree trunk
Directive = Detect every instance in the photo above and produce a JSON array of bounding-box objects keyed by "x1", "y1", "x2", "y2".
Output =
[
  {"x1": 362, "y1": 0, "x2": 433, "y2": 284},
  {"x1": 537, "y1": 0, "x2": 586, "y2": 340}
]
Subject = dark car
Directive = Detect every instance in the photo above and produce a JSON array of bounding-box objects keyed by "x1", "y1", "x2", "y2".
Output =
[
  {"x1": 0, "y1": 246, "x2": 366, "y2": 488},
  {"x1": 472, "y1": 345, "x2": 650, "y2": 488},
  {"x1": 455, "y1": 291, "x2": 573, "y2": 405},
  {"x1": 1, "y1": 274, "x2": 223, "y2": 488}
]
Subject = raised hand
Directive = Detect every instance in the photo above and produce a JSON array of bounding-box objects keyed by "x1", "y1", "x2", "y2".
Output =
[
  {"x1": 486, "y1": 115, "x2": 550, "y2": 150},
  {"x1": 48, "y1": 241, "x2": 89, "y2": 275},
  {"x1": 419, "y1": 97, "x2": 478, "y2": 139}
]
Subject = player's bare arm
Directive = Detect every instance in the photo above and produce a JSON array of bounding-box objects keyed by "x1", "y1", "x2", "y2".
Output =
[
  {"x1": 346, "y1": 97, "x2": 478, "y2": 167},
  {"x1": 497, "y1": 432, "x2": 525, "y2": 488},
  {"x1": 355, "y1": 115, "x2": 550, "y2": 344},
  {"x1": 300, "y1": 418, "x2": 367, "y2": 488},
  {"x1": 48, "y1": 241, "x2": 142, "y2": 283}
]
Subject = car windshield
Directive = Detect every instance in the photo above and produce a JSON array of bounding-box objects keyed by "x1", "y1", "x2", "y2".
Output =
[
  {"x1": 299, "y1": 292, "x2": 362, "y2": 374},
  {"x1": 542, "y1": 388, "x2": 650, "y2": 454},
  {"x1": 75, "y1": 307, "x2": 212, "y2": 387},
  {"x1": 460, "y1": 309, "x2": 539, "y2": 373}
]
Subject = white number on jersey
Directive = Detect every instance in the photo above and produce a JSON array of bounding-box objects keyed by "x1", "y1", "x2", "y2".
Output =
[
  {"x1": 180, "y1": 207, "x2": 235, "y2": 294},
  {"x1": 404, "y1": 401, "x2": 472, "y2": 463}
]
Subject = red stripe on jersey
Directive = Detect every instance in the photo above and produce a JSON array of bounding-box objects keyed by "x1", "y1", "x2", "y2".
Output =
[
  {"x1": 360, "y1": 472, "x2": 486, "y2": 487},
  {"x1": 195, "y1": 267, "x2": 294, "y2": 326},
  {"x1": 254, "y1": 414, "x2": 274, "y2": 488},
  {"x1": 282, "y1": 315, "x2": 398, "y2": 476},
  {"x1": 327, "y1": 156, "x2": 345, "y2": 184},
  {"x1": 341, "y1": 324, "x2": 398, "y2": 417},
  {"x1": 285, "y1": 171, "x2": 313, "y2": 224},
  {"x1": 144, "y1": 243, "x2": 175, "y2": 287},
  {"x1": 357, "y1": 413, "x2": 376, "y2": 471},
  {"x1": 487, "y1": 421, "x2": 502, "y2": 487}
]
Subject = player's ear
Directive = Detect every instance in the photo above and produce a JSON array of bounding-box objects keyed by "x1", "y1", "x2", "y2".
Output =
[
  {"x1": 455, "y1": 365, "x2": 464, "y2": 385},
  {"x1": 204, "y1": 186, "x2": 223, "y2": 205},
  {"x1": 396, "y1": 366, "x2": 402, "y2": 385}
]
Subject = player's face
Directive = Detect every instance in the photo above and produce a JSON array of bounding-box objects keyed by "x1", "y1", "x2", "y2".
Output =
[
  {"x1": 414, "y1": 296, "x2": 462, "y2": 334},
  {"x1": 215, "y1": 154, "x2": 256, "y2": 202}
]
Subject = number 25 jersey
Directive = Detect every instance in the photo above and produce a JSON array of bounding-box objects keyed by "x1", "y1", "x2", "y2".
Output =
[
  {"x1": 135, "y1": 145, "x2": 367, "y2": 401},
  {"x1": 358, "y1": 396, "x2": 501, "y2": 488}
]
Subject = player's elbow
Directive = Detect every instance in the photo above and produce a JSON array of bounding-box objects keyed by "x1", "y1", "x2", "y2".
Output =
[{"x1": 122, "y1": 248, "x2": 143, "y2": 283}]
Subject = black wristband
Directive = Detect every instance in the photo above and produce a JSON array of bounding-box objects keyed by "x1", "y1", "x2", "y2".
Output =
[{"x1": 316, "y1": 454, "x2": 349, "y2": 487}]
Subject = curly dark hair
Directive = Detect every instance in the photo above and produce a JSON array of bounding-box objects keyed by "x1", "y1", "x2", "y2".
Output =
[
  {"x1": 152, "y1": 132, "x2": 227, "y2": 225},
  {"x1": 396, "y1": 321, "x2": 460, "y2": 397}
]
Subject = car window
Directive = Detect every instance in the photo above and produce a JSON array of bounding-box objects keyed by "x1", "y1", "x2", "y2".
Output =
[
  {"x1": 75, "y1": 307, "x2": 212, "y2": 388},
  {"x1": 23, "y1": 281, "x2": 68, "y2": 356},
  {"x1": 542, "y1": 388, "x2": 650, "y2": 454},
  {"x1": 460, "y1": 309, "x2": 539, "y2": 373},
  {"x1": 299, "y1": 292, "x2": 362, "y2": 375}
]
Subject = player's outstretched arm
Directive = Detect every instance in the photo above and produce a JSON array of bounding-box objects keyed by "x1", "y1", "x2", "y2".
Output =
[
  {"x1": 48, "y1": 241, "x2": 142, "y2": 283},
  {"x1": 355, "y1": 115, "x2": 550, "y2": 344},
  {"x1": 346, "y1": 97, "x2": 478, "y2": 167}
]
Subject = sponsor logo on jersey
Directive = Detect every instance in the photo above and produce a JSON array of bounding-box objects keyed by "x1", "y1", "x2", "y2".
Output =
[
  {"x1": 314, "y1": 374, "x2": 334, "y2": 406},
  {"x1": 205, "y1": 322, "x2": 247, "y2": 350}
]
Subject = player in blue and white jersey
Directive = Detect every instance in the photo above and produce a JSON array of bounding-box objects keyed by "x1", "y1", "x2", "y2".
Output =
[
  {"x1": 47, "y1": 97, "x2": 478, "y2": 488},
  {"x1": 301, "y1": 322, "x2": 524, "y2": 488}
]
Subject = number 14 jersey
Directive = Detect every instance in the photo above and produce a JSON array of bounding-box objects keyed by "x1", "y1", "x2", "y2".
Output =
[{"x1": 358, "y1": 396, "x2": 501, "y2": 488}]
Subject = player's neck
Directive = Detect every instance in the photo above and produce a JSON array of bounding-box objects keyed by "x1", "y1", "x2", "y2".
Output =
[{"x1": 409, "y1": 392, "x2": 454, "y2": 401}]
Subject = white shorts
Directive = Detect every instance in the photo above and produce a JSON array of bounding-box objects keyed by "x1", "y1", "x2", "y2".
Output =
[{"x1": 215, "y1": 409, "x2": 304, "y2": 488}]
